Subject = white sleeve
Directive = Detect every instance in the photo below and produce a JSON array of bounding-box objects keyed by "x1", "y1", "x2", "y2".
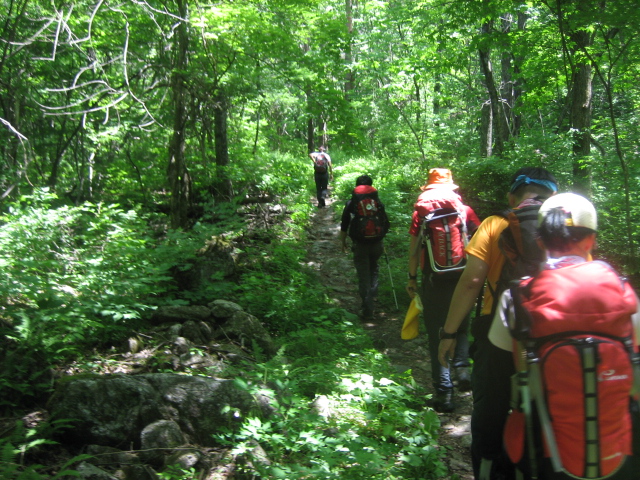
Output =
[{"x1": 488, "y1": 289, "x2": 514, "y2": 352}]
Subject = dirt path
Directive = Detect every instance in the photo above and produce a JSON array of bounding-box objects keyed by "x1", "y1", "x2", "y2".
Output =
[{"x1": 305, "y1": 194, "x2": 474, "y2": 480}]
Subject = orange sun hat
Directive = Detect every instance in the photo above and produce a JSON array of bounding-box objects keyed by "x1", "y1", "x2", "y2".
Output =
[{"x1": 424, "y1": 168, "x2": 458, "y2": 190}]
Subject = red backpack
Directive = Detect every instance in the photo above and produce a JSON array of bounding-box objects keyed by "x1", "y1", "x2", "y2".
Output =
[
  {"x1": 414, "y1": 190, "x2": 468, "y2": 275},
  {"x1": 505, "y1": 261, "x2": 639, "y2": 479},
  {"x1": 348, "y1": 185, "x2": 390, "y2": 243}
]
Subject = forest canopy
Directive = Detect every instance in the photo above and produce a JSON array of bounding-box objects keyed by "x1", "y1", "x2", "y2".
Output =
[{"x1": 2, "y1": 0, "x2": 639, "y2": 261}]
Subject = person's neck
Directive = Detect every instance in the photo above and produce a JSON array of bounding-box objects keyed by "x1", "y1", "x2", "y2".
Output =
[
  {"x1": 548, "y1": 246, "x2": 590, "y2": 261},
  {"x1": 509, "y1": 191, "x2": 547, "y2": 208}
]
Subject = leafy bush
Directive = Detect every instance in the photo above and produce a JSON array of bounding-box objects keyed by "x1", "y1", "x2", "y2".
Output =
[
  {"x1": 0, "y1": 190, "x2": 197, "y2": 409},
  {"x1": 0, "y1": 190, "x2": 178, "y2": 359},
  {"x1": 0, "y1": 419, "x2": 88, "y2": 479},
  {"x1": 216, "y1": 350, "x2": 445, "y2": 480}
]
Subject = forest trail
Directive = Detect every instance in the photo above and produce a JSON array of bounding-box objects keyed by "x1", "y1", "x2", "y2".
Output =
[{"x1": 305, "y1": 192, "x2": 474, "y2": 480}]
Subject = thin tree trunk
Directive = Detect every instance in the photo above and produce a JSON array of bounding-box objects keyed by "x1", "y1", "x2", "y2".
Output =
[
  {"x1": 168, "y1": 0, "x2": 191, "y2": 229},
  {"x1": 307, "y1": 117, "x2": 314, "y2": 153},
  {"x1": 557, "y1": 1, "x2": 594, "y2": 195},
  {"x1": 569, "y1": 46, "x2": 593, "y2": 195},
  {"x1": 213, "y1": 89, "x2": 232, "y2": 198},
  {"x1": 344, "y1": 0, "x2": 354, "y2": 98},
  {"x1": 478, "y1": 18, "x2": 505, "y2": 157}
]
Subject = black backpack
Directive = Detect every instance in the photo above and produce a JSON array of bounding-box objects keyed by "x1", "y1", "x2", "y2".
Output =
[
  {"x1": 348, "y1": 191, "x2": 390, "y2": 243},
  {"x1": 313, "y1": 153, "x2": 329, "y2": 174},
  {"x1": 495, "y1": 205, "x2": 545, "y2": 300},
  {"x1": 475, "y1": 205, "x2": 545, "y2": 339}
]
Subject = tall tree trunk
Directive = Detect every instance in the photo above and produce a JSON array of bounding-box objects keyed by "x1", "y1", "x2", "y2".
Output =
[
  {"x1": 557, "y1": 1, "x2": 594, "y2": 195},
  {"x1": 301, "y1": 42, "x2": 315, "y2": 154},
  {"x1": 478, "y1": 18, "x2": 505, "y2": 157},
  {"x1": 320, "y1": 117, "x2": 328, "y2": 147},
  {"x1": 344, "y1": 0, "x2": 354, "y2": 98},
  {"x1": 499, "y1": 12, "x2": 527, "y2": 139},
  {"x1": 480, "y1": 101, "x2": 493, "y2": 157},
  {"x1": 307, "y1": 116, "x2": 314, "y2": 153},
  {"x1": 569, "y1": 30, "x2": 593, "y2": 196},
  {"x1": 213, "y1": 89, "x2": 232, "y2": 197},
  {"x1": 168, "y1": 0, "x2": 191, "y2": 229}
]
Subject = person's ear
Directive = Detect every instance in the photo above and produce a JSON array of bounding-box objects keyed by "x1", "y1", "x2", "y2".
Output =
[
  {"x1": 578, "y1": 233, "x2": 597, "y2": 255},
  {"x1": 507, "y1": 192, "x2": 517, "y2": 207}
]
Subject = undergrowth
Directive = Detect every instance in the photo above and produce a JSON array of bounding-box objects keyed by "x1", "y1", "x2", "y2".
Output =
[{"x1": 0, "y1": 152, "x2": 451, "y2": 479}]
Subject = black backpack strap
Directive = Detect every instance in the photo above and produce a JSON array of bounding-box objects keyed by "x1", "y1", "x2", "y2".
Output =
[{"x1": 509, "y1": 278, "x2": 534, "y2": 342}]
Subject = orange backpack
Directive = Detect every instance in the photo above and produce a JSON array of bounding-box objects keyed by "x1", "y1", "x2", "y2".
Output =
[{"x1": 505, "y1": 261, "x2": 639, "y2": 479}]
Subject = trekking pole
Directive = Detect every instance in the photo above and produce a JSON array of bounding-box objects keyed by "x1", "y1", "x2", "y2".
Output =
[{"x1": 384, "y1": 247, "x2": 400, "y2": 311}]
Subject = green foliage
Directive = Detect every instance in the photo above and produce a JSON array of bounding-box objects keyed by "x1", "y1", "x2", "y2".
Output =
[
  {"x1": 0, "y1": 190, "x2": 202, "y2": 408},
  {"x1": 0, "y1": 190, "x2": 176, "y2": 358},
  {"x1": 0, "y1": 420, "x2": 89, "y2": 479},
  {"x1": 237, "y1": 241, "x2": 332, "y2": 333},
  {"x1": 216, "y1": 342, "x2": 446, "y2": 480},
  {"x1": 157, "y1": 464, "x2": 197, "y2": 480}
]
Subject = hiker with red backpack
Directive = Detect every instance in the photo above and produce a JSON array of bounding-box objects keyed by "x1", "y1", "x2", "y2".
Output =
[
  {"x1": 437, "y1": 167, "x2": 558, "y2": 480},
  {"x1": 406, "y1": 168, "x2": 480, "y2": 412},
  {"x1": 309, "y1": 146, "x2": 333, "y2": 208},
  {"x1": 338, "y1": 175, "x2": 390, "y2": 320},
  {"x1": 490, "y1": 193, "x2": 640, "y2": 480}
]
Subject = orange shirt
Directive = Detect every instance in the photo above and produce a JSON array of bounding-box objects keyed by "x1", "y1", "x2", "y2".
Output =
[{"x1": 465, "y1": 215, "x2": 509, "y2": 315}]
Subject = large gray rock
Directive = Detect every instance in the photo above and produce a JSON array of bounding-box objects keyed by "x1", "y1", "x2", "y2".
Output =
[
  {"x1": 150, "y1": 305, "x2": 212, "y2": 325},
  {"x1": 49, "y1": 373, "x2": 271, "y2": 448},
  {"x1": 220, "y1": 311, "x2": 277, "y2": 356},
  {"x1": 140, "y1": 419, "x2": 186, "y2": 465},
  {"x1": 74, "y1": 462, "x2": 119, "y2": 480},
  {"x1": 209, "y1": 299, "x2": 243, "y2": 319}
]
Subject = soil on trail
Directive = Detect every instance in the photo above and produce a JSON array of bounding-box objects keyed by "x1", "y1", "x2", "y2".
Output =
[{"x1": 306, "y1": 194, "x2": 474, "y2": 480}]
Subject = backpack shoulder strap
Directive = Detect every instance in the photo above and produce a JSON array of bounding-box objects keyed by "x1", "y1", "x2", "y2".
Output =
[{"x1": 509, "y1": 277, "x2": 535, "y2": 342}]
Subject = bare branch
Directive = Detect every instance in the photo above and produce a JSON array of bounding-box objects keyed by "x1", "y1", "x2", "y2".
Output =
[
  {"x1": 0, "y1": 117, "x2": 28, "y2": 141},
  {"x1": 123, "y1": 20, "x2": 159, "y2": 126},
  {"x1": 40, "y1": 93, "x2": 129, "y2": 116}
]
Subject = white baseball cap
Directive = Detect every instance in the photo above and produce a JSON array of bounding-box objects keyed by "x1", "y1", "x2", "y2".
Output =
[{"x1": 538, "y1": 193, "x2": 597, "y2": 231}]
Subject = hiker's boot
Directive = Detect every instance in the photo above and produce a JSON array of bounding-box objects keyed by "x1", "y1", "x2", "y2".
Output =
[
  {"x1": 360, "y1": 307, "x2": 374, "y2": 321},
  {"x1": 455, "y1": 367, "x2": 472, "y2": 392},
  {"x1": 427, "y1": 390, "x2": 455, "y2": 413}
]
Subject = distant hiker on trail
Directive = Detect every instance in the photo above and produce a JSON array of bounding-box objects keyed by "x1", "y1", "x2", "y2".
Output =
[
  {"x1": 406, "y1": 168, "x2": 481, "y2": 413},
  {"x1": 491, "y1": 193, "x2": 640, "y2": 480},
  {"x1": 309, "y1": 146, "x2": 333, "y2": 208},
  {"x1": 437, "y1": 167, "x2": 558, "y2": 480},
  {"x1": 339, "y1": 175, "x2": 390, "y2": 320}
]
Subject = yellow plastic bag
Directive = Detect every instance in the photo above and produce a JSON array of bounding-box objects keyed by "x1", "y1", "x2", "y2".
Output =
[{"x1": 401, "y1": 295, "x2": 422, "y2": 340}]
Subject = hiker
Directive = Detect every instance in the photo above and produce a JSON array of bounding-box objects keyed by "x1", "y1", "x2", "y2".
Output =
[
  {"x1": 437, "y1": 167, "x2": 558, "y2": 480},
  {"x1": 339, "y1": 175, "x2": 390, "y2": 320},
  {"x1": 490, "y1": 193, "x2": 640, "y2": 480},
  {"x1": 406, "y1": 168, "x2": 481, "y2": 412},
  {"x1": 309, "y1": 146, "x2": 333, "y2": 208}
]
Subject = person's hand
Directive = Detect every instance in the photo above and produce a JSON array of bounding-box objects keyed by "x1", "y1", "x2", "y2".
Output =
[
  {"x1": 438, "y1": 339, "x2": 457, "y2": 368},
  {"x1": 406, "y1": 279, "x2": 418, "y2": 298}
]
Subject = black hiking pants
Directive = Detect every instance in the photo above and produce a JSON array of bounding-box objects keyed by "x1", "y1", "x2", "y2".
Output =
[
  {"x1": 421, "y1": 272, "x2": 470, "y2": 394},
  {"x1": 352, "y1": 240, "x2": 383, "y2": 316},
  {"x1": 314, "y1": 172, "x2": 329, "y2": 207},
  {"x1": 470, "y1": 336, "x2": 516, "y2": 479}
]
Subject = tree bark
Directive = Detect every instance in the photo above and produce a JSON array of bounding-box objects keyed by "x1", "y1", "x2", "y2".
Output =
[
  {"x1": 557, "y1": 0, "x2": 594, "y2": 195},
  {"x1": 478, "y1": 19, "x2": 505, "y2": 157},
  {"x1": 344, "y1": 0, "x2": 354, "y2": 98},
  {"x1": 569, "y1": 29, "x2": 593, "y2": 195},
  {"x1": 168, "y1": 0, "x2": 191, "y2": 229},
  {"x1": 213, "y1": 88, "x2": 232, "y2": 198}
]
